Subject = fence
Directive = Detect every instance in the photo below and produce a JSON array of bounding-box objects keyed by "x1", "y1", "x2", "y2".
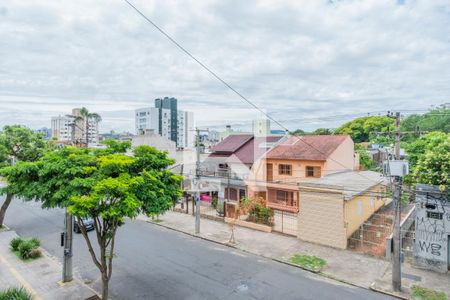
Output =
[
  {"x1": 348, "y1": 202, "x2": 415, "y2": 257},
  {"x1": 272, "y1": 210, "x2": 298, "y2": 236},
  {"x1": 174, "y1": 196, "x2": 225, "y2": 222}
]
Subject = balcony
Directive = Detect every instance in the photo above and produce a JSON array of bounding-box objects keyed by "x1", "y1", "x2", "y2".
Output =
[
  {"x1": 266, "y1": 188, "x2": 299, "y2": 213},
  {"x1": 267, "y1": 200, "x2": 299, "y2": 213}
]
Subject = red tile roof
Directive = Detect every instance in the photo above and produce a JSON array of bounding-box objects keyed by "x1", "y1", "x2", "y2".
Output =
[
  {"x1": 266, "y1": 135, "x2": 349, "y2": 161},
  {"x1": 210, "y1": 134, "x2": 253, "y2": 153},
  {"x1": 209, "y1": 135, "x2": 283, "y2": 164},
  {"x1": 233, "y1": 136, "x2": 283, "y2": 164}
]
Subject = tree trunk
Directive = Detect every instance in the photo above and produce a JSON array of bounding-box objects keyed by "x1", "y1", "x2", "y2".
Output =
[
  {"x1": 101, "y1": 274, "x2": 109, "y2": 300},
  {"x1": 0, "y1": 193, "x2": 13, "y2": 228}
]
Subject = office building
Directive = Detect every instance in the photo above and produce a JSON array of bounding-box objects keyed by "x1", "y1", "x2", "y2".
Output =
[{"x1": 135, "y1": 97, "x2": 194, "y2": 148}]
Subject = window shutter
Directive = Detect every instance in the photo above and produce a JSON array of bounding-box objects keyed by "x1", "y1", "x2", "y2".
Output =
[{"x1": 313, "y1": 166, "x2": 321, "y2": 177}]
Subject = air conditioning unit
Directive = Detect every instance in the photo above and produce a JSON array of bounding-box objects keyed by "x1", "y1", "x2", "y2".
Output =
[{"x1": 383, "y1": 160, "x2": 409, "y2": 177}]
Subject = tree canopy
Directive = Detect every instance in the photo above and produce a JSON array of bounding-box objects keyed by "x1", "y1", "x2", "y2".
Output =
[
  {"x1": 0, "y1": 125, "x2": 49, "y2": 227},
  {"x1": 1, "y1": 143, "x2": 181, "y2": 299},
  {"x1": 0, "y1": 125, "x2": 48, "y2": 164},
  {"x1": 401, "y1": 105, "x2": 450, "y2": 133},
  {"x1": 334, "y1": 116, "x2": 394, "y2": 143},
  {"x1": 412, "y1": 132, "x2": 450, "y2": 189}
]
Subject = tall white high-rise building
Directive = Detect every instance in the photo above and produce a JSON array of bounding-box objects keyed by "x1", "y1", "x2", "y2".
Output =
[
  {"x1": 51, "y1": 115, "x2": 72, "y2": 142},
  {"x1": 51, "y1": 108, "x2": 100, "y2": 145},
  {"x1": 135, "y1": 107, "x2": 171, "y2": 139},
  {"x1": 177, "y1": 110, "x2": 195, "y2": 148},
  {"x1": 135, "y1": 101, "x2": 194, "y2": 148}
]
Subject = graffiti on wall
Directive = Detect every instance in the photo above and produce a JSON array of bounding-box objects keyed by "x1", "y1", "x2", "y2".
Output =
[{"x1": 413, "y1": 186, "x2": 449, "y2": 273}]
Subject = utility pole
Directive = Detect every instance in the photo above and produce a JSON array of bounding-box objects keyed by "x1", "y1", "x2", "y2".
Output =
[
  {"x1": 62, "y1": 207, "x2": 73, "y2": 282},
  {"x1": 194, "y1": 128, "x2": 208, "y2": 234},
  {"x1": 391, "y1": 112, "x2": 402, "y2": 292},
  {"x1": 375, "y1": 111, "x2": 418, "y2": 292},
  {"x1": 62, "y1": 117, "x2": 76, "y2": 283},
  {"x1": 195, "y1": 128, "x2": 201, "y2": 234}
]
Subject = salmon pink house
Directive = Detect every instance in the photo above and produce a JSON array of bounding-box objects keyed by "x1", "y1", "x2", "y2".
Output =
[
  {"x1": 246, "y1": 135, "x2": 363, "y2": 237},
  {"x1": 247, "y1": 135, "x2": 360, "y2": 211}
]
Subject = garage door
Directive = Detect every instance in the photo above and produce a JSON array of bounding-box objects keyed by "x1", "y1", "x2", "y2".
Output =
[{"x1": 273, "y1": 210, "x2": 298, "y2": 236}]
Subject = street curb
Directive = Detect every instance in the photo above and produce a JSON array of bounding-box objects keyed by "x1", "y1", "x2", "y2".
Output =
[
  {"x1": 369, "y1": 283, "x2": 410, "y2": 300},
  {"x1": 147, "y1": 219, "x2": 406, "y2": 299}
]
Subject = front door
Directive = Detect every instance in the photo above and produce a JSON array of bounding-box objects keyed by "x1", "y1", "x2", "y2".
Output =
[{"x1": 267, "y1": 163, "x2": 273, "y2": 181}]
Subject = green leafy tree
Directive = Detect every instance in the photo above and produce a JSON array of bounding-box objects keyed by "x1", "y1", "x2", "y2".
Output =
[
  {"x1": 0, "y1": 125, "x2": 48, "y2": 227},
  {"x1": 405, "y1": 131, "x2": 448, "y2": 169},
  {"x1": 334, "y1": 116, "x2": 394, "y2": 143},
  {"x1": 311, "y1": 128, "x2": 333, "y2": 135},
  {"x1": 401, "y1": 105, "x2": 450, "y2": 133},
  {"x1": 3, "y1": 145, "x2": 181, "y2": 299},
  {"x1": 98, "y1": 139, "x2": 131, "y2": 155},
  {"x1": 412, "y1": 134, "x2": 450, "y2": 189},
  {"x1": 355, "y1": 144, "x2": 373, "y2": 170},
  {"x1": 291, "y1": 129, "x2": 306, "y2": 136}
]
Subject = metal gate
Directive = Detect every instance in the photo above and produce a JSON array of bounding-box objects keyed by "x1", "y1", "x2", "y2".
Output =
[{"x1": 273, "y1": 210, "x2": 298, "y2": 236}]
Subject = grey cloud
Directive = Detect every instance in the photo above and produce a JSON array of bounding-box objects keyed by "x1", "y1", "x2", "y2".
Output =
[{"x1": 0, "y1": 0, "x2": 449, "y2": 133}]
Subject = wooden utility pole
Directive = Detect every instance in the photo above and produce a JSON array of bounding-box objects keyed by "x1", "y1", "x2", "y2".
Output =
[{"x1": 391, "y1": 112, "x2": 402, "y2": 292}]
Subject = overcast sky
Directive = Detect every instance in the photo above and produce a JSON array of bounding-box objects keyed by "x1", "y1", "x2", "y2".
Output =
[{"x1": 1, "y1": 0, "x2": 449, "y2": 133}]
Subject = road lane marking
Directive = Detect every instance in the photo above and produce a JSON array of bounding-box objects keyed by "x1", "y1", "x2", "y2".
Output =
[{"x1": 0, "y1": 255, "x2": 43, "y2": 300}]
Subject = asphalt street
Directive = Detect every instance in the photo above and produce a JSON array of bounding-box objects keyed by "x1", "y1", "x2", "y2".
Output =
[{"x1": 4, "y1": 199, "x2": 392, "y2": 300}]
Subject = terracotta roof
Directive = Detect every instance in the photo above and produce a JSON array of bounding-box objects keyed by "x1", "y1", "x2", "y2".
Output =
[
  {"x1": 209, "y1": 134, "x2": 284, "y2": 164},
  {"x1": 210, "y1": 134, "x2": 253, "y2": 153},
  {"x1": 266, "y1": 135, "x2": 349, "y2": 161},
  {"x1": 232, "y1": 136, "x2": 283, "y2": 164}
]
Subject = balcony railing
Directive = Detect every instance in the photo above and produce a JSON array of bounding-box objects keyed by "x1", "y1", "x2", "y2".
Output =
[{"x1": 267, "y1": 200, "x2": 299, "y2": 213}]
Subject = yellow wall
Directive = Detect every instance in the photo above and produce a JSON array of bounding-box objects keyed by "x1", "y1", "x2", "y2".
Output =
[
  {"x1": 297, "y1": 184, "x2": 385, "y2": 249},
  {"x1": 344, "y1": 185, "x2": 385, "y2": 238},
  {"x1": 297, "y1": 188, "x2": 348, "y2": 249}
]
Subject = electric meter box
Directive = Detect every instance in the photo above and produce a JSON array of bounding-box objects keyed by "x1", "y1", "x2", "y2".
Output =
[{"x1": 383, "y1": 160, "x2": 409, "y2": 177}]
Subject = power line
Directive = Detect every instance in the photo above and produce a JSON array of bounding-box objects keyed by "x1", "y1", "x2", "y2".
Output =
[
  {"x1": 123, "y1": 1, "x2": 426, "y2": 187},
  {"x1": 123, "y1": 0, "x2": 288, "y2": 133}
]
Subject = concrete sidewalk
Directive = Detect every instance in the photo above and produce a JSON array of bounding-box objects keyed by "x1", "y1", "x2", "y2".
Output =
[
  {"x1": 141, "y1": 211, "x2": 450, "y2": 299},
  {"x1": 0, "y1": 228, "x2": 98, "y2": 300}
]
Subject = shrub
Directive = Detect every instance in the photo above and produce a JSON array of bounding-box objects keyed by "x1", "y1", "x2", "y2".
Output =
[
  {"x1": 29, "y1": 249, "x2": 42, "y2": 259},
  {"x1": 411, "y1": 285, "x2": 447, "y2": 300},
  {"x1": 18, "y1": 240, "x2": 35, "y2": 260},
  {"x1": 29, "y1": 237, "x2": 41, "y2": 248},
  {"x1": 0, "y1": 287, "x2": 32, "y2": 300},
  {"x1": 290, "y1": 254, "x2": 327, "y2": 271},
  {"x1": 211, "y1": 197, "x2": 218, "y2": 209},
  {"x1": 247, "y1": 204, "x2": 274, "y2": 226},
  {"x1": 10, "y1": 237, "x2": 24, "y2": 252}
]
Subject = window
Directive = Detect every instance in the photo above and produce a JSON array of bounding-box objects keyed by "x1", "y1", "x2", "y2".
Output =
[
  {"x1": 306, "y1": 166, "x2": 321, "y2": 178},
  {"x1": 357, "y1": 201, "x2": 363, "y2": 216},
  {"x1": 276, "y1": 190, "x2": 294, "y2": 206},
  {"x1": 278, "y1": 164, "x2": 292, "y2": 175},
  {"x1": 427, "y1": 211, "x2": 443, "y2": 220},
  {"x1": 276, "y1": 190, "x2": 288, "y2": 202}
]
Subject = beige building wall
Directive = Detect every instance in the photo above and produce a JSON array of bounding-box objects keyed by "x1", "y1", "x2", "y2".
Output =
[
  {"x1": 344, "y1": 185, "x2": 385, "y2": 237},
  {"x1": 266, "y1": 158, "x2": 325, "y2": 182},
  {"x1": 297, "y1": 188, "x2": 347, "y2": 249},
  {"x1": 324, "y1": 136, "x2": 357, "y2": 175}
]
